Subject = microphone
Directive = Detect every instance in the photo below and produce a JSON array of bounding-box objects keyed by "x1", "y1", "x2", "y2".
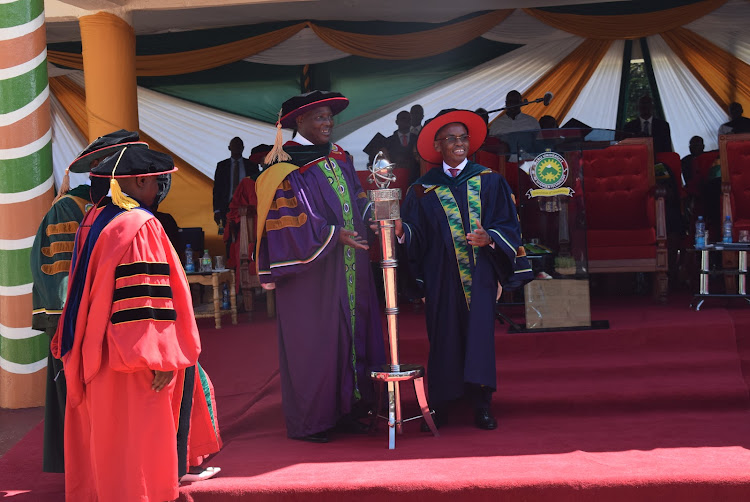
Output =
[{"x1": 485, "y1": 91, "x2": 554, "y2": 114}]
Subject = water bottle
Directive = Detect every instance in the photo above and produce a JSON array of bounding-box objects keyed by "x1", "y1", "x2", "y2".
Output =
[
  {"x1": 723, "y1": 215, "x2": 733, "y2": 243},
  {"x1": 222, "y1": 283, "x2": 230, "y2": 310},
  {"x1": 200, "y1": 249, "x2": 212, "y2": 272},
  {"x1": 695, "y1": 216, "x2": 706, "y2": 248},
  {"x1": 185, "y1": 244, "x2": 195, "y2": 272}
]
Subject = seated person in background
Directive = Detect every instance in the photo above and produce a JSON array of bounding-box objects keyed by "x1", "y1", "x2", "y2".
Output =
[
  {"x1": 718, "y1": 102, "x2": 750, "y2": 135},
  {"x1": 410, "y1": 104, "x2": 425, "y2": 135},
  {"x1": 386, "y1": 110, "x2": 419, "y2": 182},
  {"x1": 475, "y1": 107, "x2": 490, "y2": 128},
  {"x1": 623, "y1": 95, "x2": 673, "y2": 154},
  {"x1": 248, "y1": 144, "x2": 273, "y2": 181},
  {"x1": 681, "y1": 135, "x2": 704, "y2": 185},
  {"x1": 489, "y1": 90, "x2": 540, "y2": 136},
  {"x1": 539, "y1": 115, "x2": 558, "y2": 129}
]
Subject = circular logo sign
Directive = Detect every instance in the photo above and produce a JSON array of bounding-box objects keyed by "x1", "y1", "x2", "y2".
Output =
[{"x1": 529, "y1": 152, "x2": 568, "y2": 190}]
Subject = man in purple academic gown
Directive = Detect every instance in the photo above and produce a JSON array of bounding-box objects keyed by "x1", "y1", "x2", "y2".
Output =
[
  {"x1": 396, "y1": 109, "x2": 532, "y2": 430},
  {"x1": 256, "y1": 91, "x2": 386, "y2": 443}
]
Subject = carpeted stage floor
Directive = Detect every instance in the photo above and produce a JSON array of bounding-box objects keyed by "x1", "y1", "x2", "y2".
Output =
[{"x1": 3, "y1": 294, "x2": 750, "y2": 501}]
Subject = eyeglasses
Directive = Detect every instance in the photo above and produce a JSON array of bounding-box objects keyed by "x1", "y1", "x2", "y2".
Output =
[{"x1": 437, "y1": 134, "x2": 470, "y2": 145}]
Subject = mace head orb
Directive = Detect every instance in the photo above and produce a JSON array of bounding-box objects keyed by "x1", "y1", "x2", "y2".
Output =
[{"x1": 369, "y1": 151, "x2": 397, "y2": 189}]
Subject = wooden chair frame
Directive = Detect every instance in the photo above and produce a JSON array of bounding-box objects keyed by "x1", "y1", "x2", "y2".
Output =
[
  {"x1": 586, "y1": 137, "x2": 668, "y2": 302},
  {"x1": 720, "y1": 133, "x2": 750, "y2": 293},
  {"x1": 237, "y1": 205, "x2": 275, "y2": 318}
]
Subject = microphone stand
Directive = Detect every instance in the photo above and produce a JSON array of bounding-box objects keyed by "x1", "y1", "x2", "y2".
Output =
[{"x1": 486, "y1": 95, "x2": 550, "y2": 115}]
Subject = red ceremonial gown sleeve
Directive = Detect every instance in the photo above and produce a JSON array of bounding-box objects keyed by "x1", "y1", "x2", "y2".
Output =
[{"x1": 106, "y1": 218, "x2": 201, "y2": 372}]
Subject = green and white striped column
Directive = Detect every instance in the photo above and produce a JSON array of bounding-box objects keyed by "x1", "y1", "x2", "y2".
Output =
[{"x1": 0, "y1": 0, "x2": 53, "y2": 408}]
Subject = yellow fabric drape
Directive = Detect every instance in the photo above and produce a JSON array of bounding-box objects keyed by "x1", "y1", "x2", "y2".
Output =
[
  {"x1": 523, "y1": 0, "x2": 727, "y2": 40},
  {"x1": 49, "y1": 76, "x2": 223, "y2": 257},
  {"x1": 49, "y1": 22, "x2": 307, "y2": 77},
  {"x1": 490, "y1": 39, "x2": 613, "y2": 125},
  {"x1": 661, "y1": 27, "x2": 750, "y2": 115},
  {"x1": 79, "y1": 12, "x2": 139, "y2": 141},
  {"x1": 309, "y1": 10, "x2": 512, "y2": 60},
  {"x1": 48, "y1": 12, "x2": 512, "y2": 76},
  {"x1": 49, "y1": 76, "x2": 89, "y2": 137}
]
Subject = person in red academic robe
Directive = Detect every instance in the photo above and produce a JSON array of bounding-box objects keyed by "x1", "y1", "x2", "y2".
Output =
[{"x1": 52, "y1": 146, "x2": 219, "y2": 501}]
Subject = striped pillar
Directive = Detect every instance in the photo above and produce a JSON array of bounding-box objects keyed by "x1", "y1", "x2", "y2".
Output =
[{"x1": 0, "y1": 0, "x2": 53, "y2": 408}]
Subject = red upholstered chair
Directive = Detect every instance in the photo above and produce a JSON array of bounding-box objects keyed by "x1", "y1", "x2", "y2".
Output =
[
  {"x1": 583, "y1": 137, "x2": 668, "y2": 301},
  {"x1": 720, "y1": 133, "x2": 750, "y2": 238},
  {"x1": 720, "y1": 133, "x2": 750, "y2": 292}
]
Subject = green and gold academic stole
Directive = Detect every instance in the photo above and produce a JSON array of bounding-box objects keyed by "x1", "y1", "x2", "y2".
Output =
[
  {"x1": 434, "y1": 175, "x2": 482, "y2": 309},
  {"x1": 319, "y1": 157, "x2": 360, "y2": 399}
]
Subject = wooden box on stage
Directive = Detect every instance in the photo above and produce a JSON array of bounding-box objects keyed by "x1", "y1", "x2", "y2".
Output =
[{"x1": 524, "y1": 279, "x2": 591, "y2": 329}]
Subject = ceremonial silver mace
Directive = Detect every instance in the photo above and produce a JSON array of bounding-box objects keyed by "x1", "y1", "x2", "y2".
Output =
[{"x1": 368, "y1": 151, "x2": 439, "y2": 449}]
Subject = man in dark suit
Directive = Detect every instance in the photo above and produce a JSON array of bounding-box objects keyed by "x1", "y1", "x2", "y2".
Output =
[
  {"x1": 213, "y1": 137, "x2": 261, "y2": 228},
  {"x1": 385, "y1": 110, "x2": 419, "y2": 183},
  {"x1": 623, "y1": 95, "x2": 673, "y2": 154}
]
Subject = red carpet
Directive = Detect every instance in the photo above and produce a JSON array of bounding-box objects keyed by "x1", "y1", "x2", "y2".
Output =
[{"x1": 3, "y1": 295, "x2": 750, "y2": 501}]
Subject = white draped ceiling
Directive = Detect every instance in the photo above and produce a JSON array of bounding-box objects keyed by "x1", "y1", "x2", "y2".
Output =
[
  {"x1": 47, "y1": 0, "x2": 750, "y2": 184},
  {"x1": 560, "y1": 39, "x2": 624, "y2": 130},
  {"x1": 684, "y1": 0, "x2": 750, "y2": 65},
  {"x1": 648, "y1": 34, "x2": 728, "y2": 154},
  {"x1": 49, "y1": 92, "x2": 89, "y2": 188}
]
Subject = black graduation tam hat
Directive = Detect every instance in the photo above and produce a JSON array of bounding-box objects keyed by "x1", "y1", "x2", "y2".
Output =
[
  {"x1": 68, "y1": 130, "x2": 146, "y2": 173},
  {"x1": 265, "y1": 90, "x2": 349, "y2": 165},
  {"x1": 53, "y1": 129, "x2": 147, "y2": 205},
  {"x1": 90, "y1": 146, "x2": 177, "y2": 210},
  {"x1": 363, "y1": 132, "x2": 388, "y2": 158},
  {"x1": 278, "y1": 90, "x2": 349, "y2": 129},
  {"x1": 249, "y1": 144, "x2": 273, "y2": 163}
]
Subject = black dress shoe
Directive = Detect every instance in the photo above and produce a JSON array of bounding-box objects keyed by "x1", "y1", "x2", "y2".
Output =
[
  {"x1": 293, "y1": 431, "x2": 330, "y2": 443},
  {"x1": 474, "y1": 409, "x2": 497, "y2": 430},
  {"x1": 334, "y1": 417, "x2": 371, "y2": 435}
]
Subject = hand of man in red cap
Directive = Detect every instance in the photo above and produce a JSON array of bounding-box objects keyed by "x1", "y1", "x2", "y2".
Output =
[{"x1": 467, "y1": 221, "x2": 491, "y2": 247}]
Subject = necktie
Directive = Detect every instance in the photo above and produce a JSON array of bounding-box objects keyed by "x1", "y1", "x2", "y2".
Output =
[
  {"x1": 401, "y1": 134, "x2": 408, "y2": 147},
  {"x1": 642, "y1": 120, "x2": 650, "y2": 136},
  {"x1": 448, "y1": 168, "x2": 459, "y2": 178},
  {"x1": 232, "y1": 159, "x2": 240, "y2": 196}
]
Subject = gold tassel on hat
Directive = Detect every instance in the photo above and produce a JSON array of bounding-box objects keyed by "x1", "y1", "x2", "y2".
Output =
[
  {"x1": 109, "y1": 148, "x2": 139, "y2": 211},
  {"x1": 51, "y1": 168, "x2": 71, "y2": 205},
  {"x1": 264, "y1": 110, "x2": 291, "y2": 166}
]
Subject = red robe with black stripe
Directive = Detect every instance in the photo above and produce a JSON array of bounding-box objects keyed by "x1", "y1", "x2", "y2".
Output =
[{"x1": 53, "y1": 205, "x2": 207, "y2": 502}]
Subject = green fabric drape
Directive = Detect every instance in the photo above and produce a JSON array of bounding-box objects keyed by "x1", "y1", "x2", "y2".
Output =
[{"x1": 139, "y1": 38, "x2": 518, "y2": 126}]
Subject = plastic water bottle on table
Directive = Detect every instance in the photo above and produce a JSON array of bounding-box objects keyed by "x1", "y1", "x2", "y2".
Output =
[
  {"x1": 695, "y1": 216, "x2": 706, "y2": 248},
  {"x1": 200, "y1": 249, "x2": 212, "y2": 272},
  {"x1": 185, "y1": 244, "x2": 195, "y2": 272},
  {"x1": 722, "y1": 215, "x2": 733, "y2": 243}
]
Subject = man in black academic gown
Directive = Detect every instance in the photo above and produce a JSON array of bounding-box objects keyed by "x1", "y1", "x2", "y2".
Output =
[{"x1": 396, "y1": 109, "x2": 532, "y2": 430}]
